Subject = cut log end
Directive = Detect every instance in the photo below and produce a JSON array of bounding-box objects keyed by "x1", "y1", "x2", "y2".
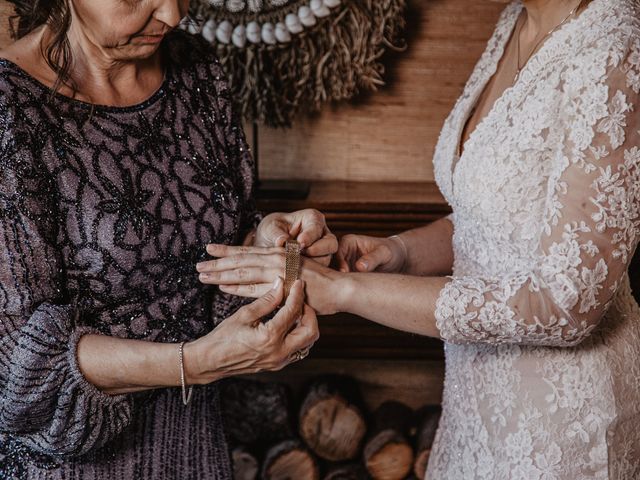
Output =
[
  {"x1": 364, "y1": 401, "x2": 415, "y2": 480},
  {"x1": 323, "y1": 463, "x2": 369, "y2": 480},
  {"x1": 221, "y1": 379, "x2": 293, "y2": 445},
  {"x1": 365, "y1": 441, "x2": 414, "y2": 480},
  {"x1": 266, "y1": 450, "x2": 318, "y2": 480},
  {"x1": 413, "y1": 448, "x2": 431, "y2": 479},
  {"x1": 299, "y1": 376, "x2": 367, "y2": 462},
  {"x1": 300, "y1": 397, "x2": 366, "y2": 461},
  {"x1": 413, "y1": 405, "x2": 441, "y2": 479},
  {"x1": 364, "y1": 430, "x2": 414, "y2": 480},
  {"x1": 231, "y1": 447, "x2": 259, "y2": 480},
  {"x1": 262, "y1": 439, "x2": 320, "y2": 480}
]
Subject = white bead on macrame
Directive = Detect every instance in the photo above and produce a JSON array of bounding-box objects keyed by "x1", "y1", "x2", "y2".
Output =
[
  {"x1": 275, "y1": 22, "x2": 292, "y2": 43},
  {"x1": 203, "y1": 0, "x2": 343, "y2": 45},
  {"x1": 216, "y1": 20, "x2": 233, "y2": 44},
  {"x1": 187, "y1": 22, "x2": 200, "y2": 34},
  {"x1": 202, "y1": 19, "x2": 217, "y2": 42},
  {"x1": 246, "y1": 21, "x2": 262, "y2": 44},
  {"x1": 285, "y1": 13, "x2": 304, "y2": 34},
  {"x1": 310, "y1": 0, "x2": 330, "y2": 18},
  {"x1": 232, "y1": 24, "x2": 247, "y2": 48},
  {"x1": 261, "y1": 22, "x2": 277, "y2": 45},
  {"x1": 298, "y1": 6, "x2": 317, "y2": 27}
]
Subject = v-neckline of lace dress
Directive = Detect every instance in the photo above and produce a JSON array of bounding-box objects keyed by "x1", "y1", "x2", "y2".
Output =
[{"x1": 450, "y1": 0, "x2": 603, "y2": 196}]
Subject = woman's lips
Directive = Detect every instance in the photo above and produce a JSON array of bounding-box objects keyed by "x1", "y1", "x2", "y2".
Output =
[{"x1": 134, "y1": 34, "x2": 165, "y2": 44}]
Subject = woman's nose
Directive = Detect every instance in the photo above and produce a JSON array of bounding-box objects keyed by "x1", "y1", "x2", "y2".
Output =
[{"x1": 154, "y1": 0, "x2": 184, "y2": 29}]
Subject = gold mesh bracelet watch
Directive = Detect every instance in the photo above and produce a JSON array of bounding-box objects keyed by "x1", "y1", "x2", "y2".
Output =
[{"x1": 284, "y1": 240, "x2": 302, "y2": 299}]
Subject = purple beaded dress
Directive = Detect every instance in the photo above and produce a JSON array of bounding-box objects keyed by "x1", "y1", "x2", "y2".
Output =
[{"x1": 0, "y1": 31, "x2": 259, "y2": 479}]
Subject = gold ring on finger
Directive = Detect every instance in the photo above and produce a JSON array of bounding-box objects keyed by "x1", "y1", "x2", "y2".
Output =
[{"x1": 295, "y1": 347, "x2": 311, "y2": 362}]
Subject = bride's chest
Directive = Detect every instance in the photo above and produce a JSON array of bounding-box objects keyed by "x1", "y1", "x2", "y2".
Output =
[{"x1": 435, "y1": 69, "x2": 565, "y2": 234}]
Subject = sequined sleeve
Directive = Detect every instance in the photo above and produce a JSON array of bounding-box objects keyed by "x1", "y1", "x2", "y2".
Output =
[{"x1": 0, "y1": 129, "x2": 133, "y2": 457}]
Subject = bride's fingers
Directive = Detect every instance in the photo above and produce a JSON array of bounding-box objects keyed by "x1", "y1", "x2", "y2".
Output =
[
  {"x1": 302, "y1": 234, "x2": 338, "y2": 258},
  {"x1": 219, "y1": 283, "x2": 272, "y2": 298},
  {"x1": 356, "y1": 244, "x2": 391, "y2": 272},
  {"x1": 206, "y1": 243, "x2": 284, "y2": 257},
  {"x1": 199, "y1": 267, "x2": 279, "y2": 285},
  {"x1": 336, "y1": 250, "x2": 350, "y2": 273},
  {"x1": 337, "y1": 239, "x2": 358, "y2": 272}
]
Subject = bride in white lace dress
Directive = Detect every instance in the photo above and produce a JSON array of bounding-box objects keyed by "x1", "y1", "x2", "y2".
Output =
[
  {"x1": 427, "y1": 0, "x2": 640, "y2": 477},
  {"x1": 197, "y1": 0, "x2": 640, "y2": 477}
]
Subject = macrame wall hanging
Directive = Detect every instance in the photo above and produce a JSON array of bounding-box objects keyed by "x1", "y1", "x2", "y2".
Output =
[{"x1": 186, "y1": 0, "x2": 407, "y2": 128}]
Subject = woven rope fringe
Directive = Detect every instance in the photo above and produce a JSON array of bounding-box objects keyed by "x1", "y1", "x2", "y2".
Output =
[{"x1": 194, "y1": 0, "x2": 406, "y2": 128}]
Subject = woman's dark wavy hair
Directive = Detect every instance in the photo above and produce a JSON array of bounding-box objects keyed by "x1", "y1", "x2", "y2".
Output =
[{"x1": 8, "y1": 0, "x2": 73, "y2": 93}]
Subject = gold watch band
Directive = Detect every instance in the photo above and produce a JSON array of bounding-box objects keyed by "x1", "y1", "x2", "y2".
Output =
[{"x1": 284, "y1": 240, "x2": 301, "y2": 299}]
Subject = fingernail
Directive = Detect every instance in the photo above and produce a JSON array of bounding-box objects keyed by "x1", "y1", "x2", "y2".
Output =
[
  {"x1": 272, "y1": 277, "x2": 282, "y2": 290},
  {"x1": 199, "y1": 273, "x2": 209, "y2": 280},
  {"x1": 275, "y1": 235, "x2": 288, "y2": 246},
  {"x1": 195, "y1": 262, "x2": 205, "y2": 272},
  {"x1": 359, "y1": 261, "x2": 368, "y2": 271}
]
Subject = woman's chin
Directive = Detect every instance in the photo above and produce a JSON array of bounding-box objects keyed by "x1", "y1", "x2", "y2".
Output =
[{"x1": 117, "y1": 42, "x2": 164, "y2": 61}]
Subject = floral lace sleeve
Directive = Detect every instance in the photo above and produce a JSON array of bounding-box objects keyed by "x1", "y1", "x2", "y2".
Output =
[{"x1": 434, "y1": 37, "x2": 640, "y2": 347}]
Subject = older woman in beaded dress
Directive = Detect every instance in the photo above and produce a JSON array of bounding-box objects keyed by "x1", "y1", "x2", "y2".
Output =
[{"x1": 0, "y1": 1, "x2": 337, "y2": 478}]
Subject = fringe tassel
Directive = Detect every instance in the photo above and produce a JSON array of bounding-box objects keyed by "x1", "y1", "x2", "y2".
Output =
[{"x1": 193, "y1": 0, "x2": 407, "y2": 128}]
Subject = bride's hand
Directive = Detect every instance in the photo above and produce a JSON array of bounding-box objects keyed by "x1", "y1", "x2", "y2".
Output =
[
  {"x1": 197, "y1": 244, "x2": 345, "y2": 316},
  {"x1": 253, "y1": 209, "x2": 338, "y2": 266},
  {"x1": 337, "y1": 234, "x2": 407, "y2": 273}
]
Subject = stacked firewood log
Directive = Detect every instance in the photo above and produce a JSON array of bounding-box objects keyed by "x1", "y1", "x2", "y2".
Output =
[{"x1": 221, "y1": 376, "x2": 441, "y2": 480}]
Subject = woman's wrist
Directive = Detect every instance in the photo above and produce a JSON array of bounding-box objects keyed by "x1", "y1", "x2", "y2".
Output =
[
  {"x1": 388, "y1": 234, "x2": 409, "y2": 273},
  {"x1": 331, "y1": 272, "x2": 358, "y2": 314},
  {"x1": 182, "y1": 338, "x2": 224, "y2": 386}
]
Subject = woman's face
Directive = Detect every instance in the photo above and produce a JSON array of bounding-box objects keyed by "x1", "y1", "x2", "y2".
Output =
[{"x1": 70, "y1": 0, "x2": 189, "y2": 60}]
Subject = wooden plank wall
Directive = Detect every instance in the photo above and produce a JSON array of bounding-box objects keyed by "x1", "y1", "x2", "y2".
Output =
[
  {"x1": 259, "y1": 0, "x2": 505, "y2": 182},
  {"x1": 0, "y1": 0, "x2": 505, "y2": 183},
  {"x1": 0, "y1": 2, "x2": 11, "y2": 47}
]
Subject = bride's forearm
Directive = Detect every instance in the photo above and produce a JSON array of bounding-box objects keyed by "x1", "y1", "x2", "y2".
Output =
[
  {"x1": 397, "y1": 216, "x2": 454, "y2": 277},
  {"x1": 335, "y1": 272, "x2": 448, "y2": 338}
]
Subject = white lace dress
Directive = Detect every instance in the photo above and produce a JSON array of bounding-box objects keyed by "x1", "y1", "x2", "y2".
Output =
[{"x1": 429, "y1": 0, "x2": 640, "y2": 478}]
